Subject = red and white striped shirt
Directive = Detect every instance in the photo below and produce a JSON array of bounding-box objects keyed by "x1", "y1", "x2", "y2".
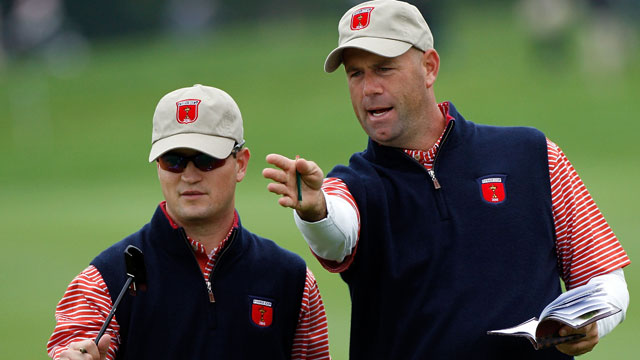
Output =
[
  {"x1": 47, "y1": 204, "x2": 330, "y2": 360},
  {"x1": 321, "y1": 102, "x2": 630, "y2": 289}
]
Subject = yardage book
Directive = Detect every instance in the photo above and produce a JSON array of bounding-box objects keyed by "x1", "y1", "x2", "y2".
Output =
[{"x1": 487, "y1": 283, "x2": 620, "y2": 349}]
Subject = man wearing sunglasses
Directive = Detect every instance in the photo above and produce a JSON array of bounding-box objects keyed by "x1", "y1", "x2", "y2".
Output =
[{"x1": 47, "y1": 85, "x2": 331, "y2": 360}]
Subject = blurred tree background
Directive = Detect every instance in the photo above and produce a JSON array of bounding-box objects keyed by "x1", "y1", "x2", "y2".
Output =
[{"x1": 1, "y1": 0, "x2": 638, "y2": 359}]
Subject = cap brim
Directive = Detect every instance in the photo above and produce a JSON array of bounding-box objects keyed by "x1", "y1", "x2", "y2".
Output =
[
  {"x1": 324, "y1": 37, "x2": 413, "y2": 73},
  {"x1": 148, "y1": 133, "x2": 236, "y2": 162}
]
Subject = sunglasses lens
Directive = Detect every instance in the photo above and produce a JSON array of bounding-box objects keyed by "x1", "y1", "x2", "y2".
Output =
[
  {"x1": 158, "y1": 154, "x2": 187, "y2": 173},
  {"x1": 158, "y1": 152, "x2": 226, "y2": 173},
  {"x1": 193, "y1": 154, "x2": 225, "y2": 171}
]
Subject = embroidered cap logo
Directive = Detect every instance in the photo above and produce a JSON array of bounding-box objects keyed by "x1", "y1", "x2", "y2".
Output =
[
  {"x1": 176, "y1": 99, "x2": 201, "y2": 124},
  {"x1": 251, "y1": 298, "x2": 273, "y2": 327},
  {"x1": 479, "y1": 175, "x2": 507, "y2": 204},
  {"x1": 350, "y1": 7, "x2": 374, "y2": 30}
]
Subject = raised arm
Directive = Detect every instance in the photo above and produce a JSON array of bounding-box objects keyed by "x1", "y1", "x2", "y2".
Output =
[{"x1": 264, "y1": 155, "x2": 360, "y2": 270}]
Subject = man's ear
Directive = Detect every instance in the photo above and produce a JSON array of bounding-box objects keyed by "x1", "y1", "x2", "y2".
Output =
[
  {"x1": 235, "y1": 148, "x2": 251, "y2": 182},
  {"x1": 423, "y1": 48, "x2": 440, "y2": 89}
]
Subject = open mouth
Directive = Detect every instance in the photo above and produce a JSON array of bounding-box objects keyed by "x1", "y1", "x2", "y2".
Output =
[{"x1": 368, "y1": 107, "x2": 393, "y2": 117}]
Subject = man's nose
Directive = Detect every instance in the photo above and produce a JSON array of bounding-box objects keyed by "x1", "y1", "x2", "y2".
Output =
[
  {"x1": 362, "y1": 72, "x2": 383, "y2": 97},
  {"x1": 181, "y1": 161, "x2": 203, "y2": 182}
]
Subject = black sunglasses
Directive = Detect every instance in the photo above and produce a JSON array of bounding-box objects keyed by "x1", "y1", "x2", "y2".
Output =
[
  {"x1": 158, "y1": 152, "x2": 225, "y2": 173},
  {"x1": 158, "y1": 142, "x2": 244, "y2": 173}
]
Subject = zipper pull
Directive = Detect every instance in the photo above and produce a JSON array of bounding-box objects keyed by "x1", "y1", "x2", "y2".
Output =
[
  {"x1": 206, "y1": 281, "x2": 215, "y2": 303},
  {"x1": 427, "y1": 169, "x2": 441, "y2": 190}
]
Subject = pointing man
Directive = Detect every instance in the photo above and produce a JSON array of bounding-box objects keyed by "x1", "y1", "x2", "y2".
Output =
[{"x1": 263, "y1": 1, "x2": 630, "y2": 359}]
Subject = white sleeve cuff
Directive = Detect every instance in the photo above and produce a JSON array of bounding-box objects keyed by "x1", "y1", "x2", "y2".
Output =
[
  {"x1": 294, "y1": 191, "x2": 359, "y2": 262},
  {"x1": 587, "y1": 268, "x2": 629, "y2": 338}
]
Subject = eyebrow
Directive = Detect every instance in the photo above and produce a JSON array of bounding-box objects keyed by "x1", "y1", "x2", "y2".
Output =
[
  {"x1": 345, "y1": 58, "x2": 396, "y2": 73},
  {"x1": 344, "y1": 64, "x2": 359, "y2": 73},
  {"x1": 376, "y1": 58, "x2": 395, "y2": 67}
]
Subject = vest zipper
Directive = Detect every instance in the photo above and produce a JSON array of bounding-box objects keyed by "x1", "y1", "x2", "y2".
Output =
[
  {"x1": 205, "y1": 228, "x2": 237, "y2": 303},
  {"x1": 206, "y1": 280, "x2": 215, "y2": 303},
  {"x1": 428, "y1": 120, "x2": 455, "y2": 190},
  {"x1": 412, "y1": 120, "x2": 454, "y2": 220},
  {"x1": 427, "y1": 169, "x2": 441, "y2": 189},
  {"x1": 180, "y1": 227, "x2": 238, "y2": 304}
]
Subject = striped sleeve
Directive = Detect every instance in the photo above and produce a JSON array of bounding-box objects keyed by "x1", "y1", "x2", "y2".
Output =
[
  {"x1": 47, "y1": 265, "x2": 119, "y2": 360},
  {"x1": 548, "y1": 139, "x2": 630, "y2": 289},
  {"x1": 312, "y1": 177, "x2": 361, "y2": 272},
  {"x1": 291, "y1": 268, "x2": 331, "y2": 360},
  {"x1": 322, "y1": 177, "x2": 360, "y2": 223}
]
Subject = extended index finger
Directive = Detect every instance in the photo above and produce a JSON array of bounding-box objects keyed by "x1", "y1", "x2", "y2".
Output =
[{"x1": 265, "y1": 153, "x2": 295, "y2": 171}]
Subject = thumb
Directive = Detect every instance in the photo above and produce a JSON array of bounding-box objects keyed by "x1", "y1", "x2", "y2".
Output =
[
  {"x1": 295, "y1": 158, "x2": 324, "y2": 188},
  {"x1": 97, "y1": 334, "x2": 112, "y2": 360},
  {"x1": 558, "y1": 326, "x2": 569, "y2": 337}
]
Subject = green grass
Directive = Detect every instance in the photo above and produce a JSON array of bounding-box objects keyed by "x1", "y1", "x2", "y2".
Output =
[{"x1": 1, "y1": 5, "x2": 638, "y2": 359}]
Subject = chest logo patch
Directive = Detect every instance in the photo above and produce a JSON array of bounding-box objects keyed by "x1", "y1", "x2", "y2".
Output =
[
  {"x1": 251, "y1": 297, "x2": 273, "y2": 327},
  {"x1": 351, "y1": 7, "x2": 374, "y2": 30},
  {"x1": 176, "y1": 99, "x2": 201, "y2": 124},
  {"x1": 478, "y1": 175, "x2": 507, "y2": 204}
]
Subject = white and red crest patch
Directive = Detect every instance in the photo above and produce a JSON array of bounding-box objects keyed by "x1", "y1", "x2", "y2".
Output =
[
  {"x1": 176, "y1": 99, "x2": 201, "y2": 124},
  {"x1": 351, "y1": 7, "x2": 374, "y2": 30},
  {"x1": 478, "y1": 175, "x2": 507, "y2": 204},
  {"x1": 251, "y1": 298, "x2": 273, "y2": 327}
]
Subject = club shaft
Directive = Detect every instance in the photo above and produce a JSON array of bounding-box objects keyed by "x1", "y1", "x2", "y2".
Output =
[{"x1": 95, "y1": 276, "x2": 133, "y2": 344}]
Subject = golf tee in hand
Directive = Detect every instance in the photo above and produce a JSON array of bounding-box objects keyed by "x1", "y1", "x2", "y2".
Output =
[{"x1": 263, "y1": 154, "x2": 327, "y2": 221}]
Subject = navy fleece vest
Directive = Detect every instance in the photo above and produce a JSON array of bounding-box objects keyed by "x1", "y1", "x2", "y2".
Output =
[
  {"x1": 328, "y1": 103, "x2": 570, "y2": 359},
  {"x1": 92, "y1": 206, "x2": 307, "y2": 360}
]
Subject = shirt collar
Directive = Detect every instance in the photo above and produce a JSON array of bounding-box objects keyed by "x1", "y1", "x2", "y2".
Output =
[
  {"x1": 159, "y1": 200, "x2": 239, "y2": 255},
  {"x1": 403, "y1": 101, "x2": 455, "y2": 163}
]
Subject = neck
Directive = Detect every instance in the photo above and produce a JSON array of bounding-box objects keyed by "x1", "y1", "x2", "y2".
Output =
[
  {"x1": 181, "y1": 211, "x2": 235, "y2": 253},
  {"x1": 425, "y1": 103, "x2": 448, "y2": 149},
  {"x1": 406, "y1": 102, "x2": 447, "y2": 151}
]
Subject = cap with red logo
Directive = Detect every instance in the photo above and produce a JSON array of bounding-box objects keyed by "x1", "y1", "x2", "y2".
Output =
[
  {"x1": 324, "y1": 0, "x2": 434, "y2": 73},
  {"x1": 148, "y1": 84, "x2": 244, "y2": 162}
]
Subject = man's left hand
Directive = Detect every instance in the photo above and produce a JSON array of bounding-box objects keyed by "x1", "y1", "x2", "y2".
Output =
[{"x1": 555, "y1": 322, "x2": 599, "y2": 356}]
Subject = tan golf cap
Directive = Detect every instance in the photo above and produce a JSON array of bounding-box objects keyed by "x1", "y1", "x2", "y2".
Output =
[
  {"x1": 324, "y1": 0, "x2": 433, "y2": 73},
  {"x1": 149, "y1": 84, "x2": 244, "y2": 162}
]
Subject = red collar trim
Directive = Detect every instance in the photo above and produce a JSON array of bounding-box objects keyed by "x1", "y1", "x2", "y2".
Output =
[
  {"x1": 438, "y1": 101, "x2": 455, "y2": 123},
  {"x1": 160, "y1": 201, "x2": 180, "y2": 229}
]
